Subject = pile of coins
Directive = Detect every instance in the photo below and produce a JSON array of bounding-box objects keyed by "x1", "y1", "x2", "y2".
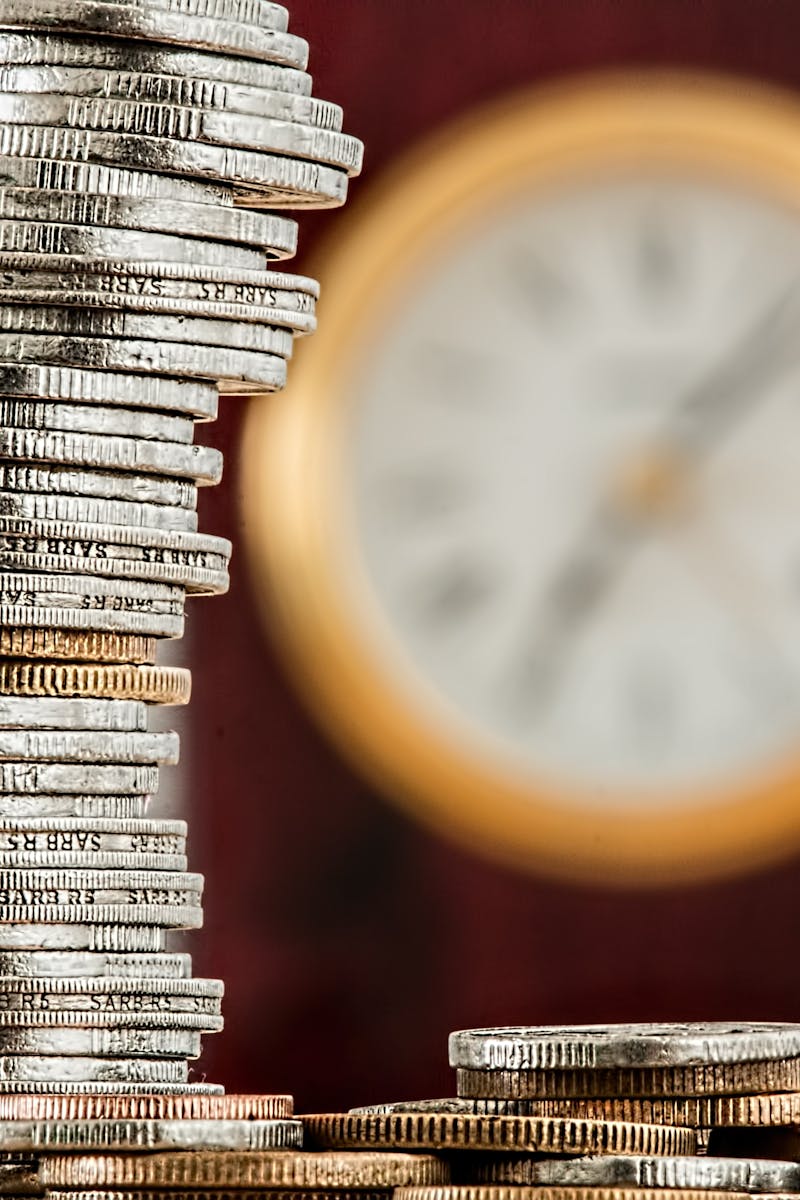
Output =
[
  {"x1": 0, "y1": 0, "x2": 362, "y2": 1095},
  {"x1": 303, "y1": 1023, "x2": 800, "y2": 1198}
]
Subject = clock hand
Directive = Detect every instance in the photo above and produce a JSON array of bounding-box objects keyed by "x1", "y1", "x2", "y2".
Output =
[{"x1": 513, "y1": 281, "x2": 800, "y2": 717}]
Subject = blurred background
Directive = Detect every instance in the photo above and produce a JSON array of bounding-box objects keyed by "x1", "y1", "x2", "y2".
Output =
[{"x1": 186, "y1": 0, "x2": 800, "y2": 1110}]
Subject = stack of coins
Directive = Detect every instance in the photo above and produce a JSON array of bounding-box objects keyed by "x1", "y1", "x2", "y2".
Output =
[{"x1": 0, "y1": 0, "x2": 362, "y2": 1094}]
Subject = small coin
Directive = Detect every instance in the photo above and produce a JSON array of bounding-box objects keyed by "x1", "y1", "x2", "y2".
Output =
[
  {"x1": 40, "y1": 1151, "x2": 450, "y2": 1190},
  {"x1": 0, "y1": 492, "x2": 198, "y2": 534},
  {"x1": 455, "y1": 1059, "x2": 800, "y2": 1099},
  {"x1": 0, "y1": 0, "x2": 309, "y2": 67},
  {"x1": 0, "y1": 1055, "x2": 188, "y2": 1083},
  {"x1": 0, "y1": 664, "x2": 191, "y2": 705},
  {"x1": 0, "y1": 1117, "x2": 302, "y2": 1152},
  {"x1": 0, "y1": 550, "x2": 225, "y2": 595},
  {"x1": 0, "y1": 65, "x2": 341, "y2": 127},
  {"x1": 0, "y1": 569, "x2": 185, "y2": 612},
  {"x1": 0, "y1": 730, "x2": 179, "y2": 763},
  {"x1": 0, "y1": 333, "x2": 287, "y2": 392},
  {"x1": 0, "y1": 124, "x2": 349, "y2": 207},
  {"x1": 0, "y1": 796, "x2": 150, "y2": 819},
  {"x1": 0, "y1": 463, "x2": 198, "y2": 508},
  {"x1": 302, "y1": 1114, "x2": 695, "y2": 1156},
  {"x1": 0, "y1": 630, "x2": 156, "y2": 665},
  {"x1": 0, "y1": 950, "x2": 191, "y2": 978},
  {"x1": 0, "y1": 697, "x2": 147, "y2": 731},
  {"x1": 0, "y1": 398, "x2": 193, "y2": 442},
  {"x1": 0, "y1": 362, "x2": 217, "y2": 420},
  {"x1": 0, "y1": 924, "x2": 167, "y2": 952},
  {"x1": 0, "y1": 33, "x2": 312, "y2": 95},
  {"x1": 449, "y1": 1025, "x2": 800, "y2": 1072},
  {"x1": 0, "y1": 94, "x2": 363, "y2": 173},
  {"x1": 0, "y1": 1026, "x2": 203, "y2": 1056},
  {"x1": 0, "y1": 187, "x2": 298, "y2": 253},
  {"x1": 0, "y1": 605, "x2": 183, "y2": 640},
  {"x1": 0, "y1": 1092, "x2": 292, "y2": 1119},
  {"x1": 472, "y1": 1156, "x2": 800, "y2": 1193}
]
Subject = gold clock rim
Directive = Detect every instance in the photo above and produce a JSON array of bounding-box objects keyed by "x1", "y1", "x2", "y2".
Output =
[{"x1": 242, "y1": 70, "x2": 800, "y2": 886}]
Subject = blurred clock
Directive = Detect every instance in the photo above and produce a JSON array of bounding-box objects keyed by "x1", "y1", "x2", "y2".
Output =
[{"x1": 243, "y1": 73, "x2": 800, "y2": 885}]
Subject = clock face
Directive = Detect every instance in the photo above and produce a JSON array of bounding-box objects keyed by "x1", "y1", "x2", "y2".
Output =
[
  {"x1": 245, "y1": 75, "x2": 800, "y2": 881},
  {"x1": 347, "y1": 173, "x2": 800, "y2": 804}
]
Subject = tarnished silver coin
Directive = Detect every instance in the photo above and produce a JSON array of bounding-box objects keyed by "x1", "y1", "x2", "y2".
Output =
[
  {"x1": 0, "y1": 1054, "x2": 189, "y2": 1083},
  {"x1": 0, "y1": 730, "x2": 179, "y2": 764},
  {"x1": 0, "y1": 1116, "x2": 302, "y2": 1152},
  {"x1": 0, "y1": 1027, "x2": 203, "y2": 1057},
  {"x1": 0, "y1": 65, "x2": 341, "y2": 128},
  {"x1": 449, "y1": 1025, "x2": 800, "y2": 1071},
  {"x1": 0, "y1": 698, "x2": 147, "y2": 732},
  {"x1": 0, "y1": 464, "x2": 197, "y2": 508},
  {"x1": 0, "y1": 607, "x2": 183, "y2": 639},
  {"x1": 0, "y1": 796, "x2": 150, "y2": 819},
  {"x1": 0, "y1": 763, "x2": 160, "y2": 794},
  {"x1": 0, "y1": 187, "x2": 298, "y2": 254},
  {"x1": 0, "y1": 924, "x2": 167, "y2": 953},
  {"x1": 0, "y1": 218, "x2": 267, "y2": 269},
  {"x1": 0, "y1": 305, "x2": 294, "y2": 357},
  {"x1": 0, "y1": 950, "x2": 191, "y2": 978},
  {"x1": 0, "y1": 492, "x2": 199, "y2": 534},
  {"x1": 0, "y1": 1079, "x2": 222, "y2": 1093},
  {"x1": 0, "y1": 398, "x2": 193, "y2": 442},
  {"x1": 0, "y1": 33, "x2": 312, "y2": 95},
  {"x1": 0, "y1": 363, "x2": 217, "y2": 420},
  {"x1": 0, "y1": 94, "x2": 363, "y2": 173},
  {"x1": 484, "y1": 1156, "x2": 800, "y2": 1193},
  {"x1": 0, "y1": 429, "x2": 222, "y2": 483},
  {"x1": 0, "y1": 1, "x2": 308, "y2": 68},
  {"x1": 0, "y1": 974, "x2": 219, "y2": 1004},
  {"x1": 0, "y1": 333, "x2": 287, "y2": 391},
  {"x1": 0, "y1": 124, "x2": 349, "y2": 207}
]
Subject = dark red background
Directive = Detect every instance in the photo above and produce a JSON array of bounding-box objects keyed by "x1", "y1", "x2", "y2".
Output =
[{"x1": 189, "y1": 0, "x2": 800, "y2": 1111}]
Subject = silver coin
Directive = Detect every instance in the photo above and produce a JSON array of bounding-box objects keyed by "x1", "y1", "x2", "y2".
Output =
[
  {"x1": 0, "y1": 950, "x2": 191, "y2": 977},
  {"x1": 0, "y1": 698, "x2": 147, "y2": 732},
  {"x1": 0, "y1": 796, "x2": 150, "y2": 819},
  {"x1": 0, "y1": 517, "x2": 230, "y2": 558},
  {"x1": 0, "y1": 866, "x2": 201, "y2": 892},
  {"x1": 0, "y1": 124, "x2": 348, "y2": 207},
  {"x1": 449, "y1": 1023, "x2": 800, "y2": 1071},
  {"x1": 0, "y1": 731, "x2": 178, "y2": 764},
  {"x1": 0, "y1": 364, "x2": 217, "y2": 421},
  {"x1": 0, "y1": 262, "x2": 318, "y2": 331},
  {"x1": 0, "y1": 1080, "x2": 222, "y2": 1093},
  {"x1": 0, "y1": 1027, "x2": 202, "y2": 1057},
  {"x1": 0, "y1": 555, "x2": 225, "y2": 596},
  {"x1": 0, "y1": 430, "x2": 222, "y2": 483},
  {"x1": 0, "y1": 464, "x2": 197, "y2": 508},
  {"x1": 496, "y1": 1156, "x2": 800, "y2": 1192},
  {"x1": 0, "y1": 1117, "x2": 301, "y2": 1152},
  {"x1": 0, "y1": 764, "x2": 160, "y2": 794},
  {"x1": 0, "y1": 852, "x2": 186, "y2": 871},
  {"x1": 0, "y1": 924, "x2": 166, "y2": 952},
  {"x1": 0, "y1": 305, "x2": 294, "y2": 357},
  {"x1": 0, "y1": 94, "x2": 363, "y2": 174},
  {"x1": 0, "y1": 1055, "x2": 188, "y2": 1082},
  {"x1": 0, "y1": 993, "x2": 217, "y2": 1023},
  {"x1": 0, "y1": 65, "x2": 341, "y2": 128},
  {"x1": 20, "y1": 0, "x2": 290, "y2": 33},
  {"x1": 0, "y1": 151, "x2": 234, "y2": 204},
  {"x1": 0, "y1": 606, "x2": 183, "y2": 639},
  {"x1": 0, "y1": 2, "x2": 308, "y2": 68},
  {"x1": 0, "y1": 904, "x2": 203, "y2": 930},
  {"x1": 0, "y1": 33, "x2": 312, "y2": 95},
  {"x1": 0, "y1": 218, "x2": 267, "y2": 269},
  {"x1": 0, "y1": 974, "x2": 219, "y2": 1000},
  {"x1": 0, "y1": 398, "x2": 193, "y2": 443},
  {"x1": 0, "y1": 334, "x2": 287, "y2": 391},
  {"x1": 0, "y1": 187, "x2": 298, "y2": 254},
  {"x1": 0, "y1": 492, "x2": 199, "y2": 534},
  {"x1": 0, "y1": 817, "x2": 185, "y2": 854},
  {"x1": 0, "y1": 570, "x2": 185, "y2": 609}
]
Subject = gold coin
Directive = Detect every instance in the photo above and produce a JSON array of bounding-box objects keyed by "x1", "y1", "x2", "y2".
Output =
[
  {"x1": 45, "y1": 1194, "x2": 394, "y2": 1200},
  {"x1": 0, "y1": 662, "x2": 190, "y2": 705},
  {"x1": 0, "y1": 1093, "x2": 293, "y2": 1121},
  {"x1": 302, "y1": 1114, "x2": 695, "y2": 1155},
  {"x1": 0, "y1": 629, "x2": 156, "y2": 664},
  {"x1": 456, "y1": 1059, "x2": 800, "y2": 1099},
  {"x1": 705, "y1": 1092, "x2": 800, "y2": 1126},
  {"x1": 39, "y1": 1152, "x2": 448, "y2": 1190},
  {"x1": 397, "y1": 1190, "x2": 749, "y2": 1200}
]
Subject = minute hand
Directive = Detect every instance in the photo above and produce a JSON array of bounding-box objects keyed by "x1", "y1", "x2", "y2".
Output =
[{"x1": 513, "y1": 282, "x2": 800, "y2": 715}]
